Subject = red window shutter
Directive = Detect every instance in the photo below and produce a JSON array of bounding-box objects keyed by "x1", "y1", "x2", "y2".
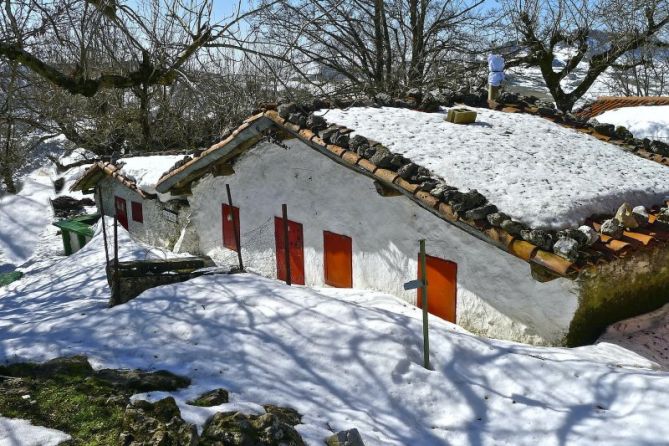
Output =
[
  {"x1": 131, "y1": 201, "x2": 143, "y2": 223},
  {"x1": 221, "y1": 204, "x2": 240, "y2": 251},
  {"x1": 115, "y1": 196, "x2": 128, "y2": 230},
  {"x1": 274, "y1": 216, "x2": 305, "y2": 285},
  {"x1": 323, "y1": 231, "x2": 352, "y2": 288},
  {"x1": 417, "y1": 255, "x2": 457, "y2": 323}
]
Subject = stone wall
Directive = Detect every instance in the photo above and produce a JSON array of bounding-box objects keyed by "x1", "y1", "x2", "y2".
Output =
[
  {"x1": 96, "y1": 177, "x2": 200, "y2": 254},
  {"x1": 568, "y1": 245, "x2": 669, "y2": 346}
]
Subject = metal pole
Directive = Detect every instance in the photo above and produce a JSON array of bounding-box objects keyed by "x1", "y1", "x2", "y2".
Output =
[
  {"x1": 419, "y1": 239, "x2": 430, "y2": 369},
  {"x1": 282, "y1": 204, "x2": 292, "y2": 286},
  {"x1": 96, "y1": 186, "x2": 109, "y2": 265},
  {"x1": 225, "y1": 184, "x2": 244, "y2": 271}
]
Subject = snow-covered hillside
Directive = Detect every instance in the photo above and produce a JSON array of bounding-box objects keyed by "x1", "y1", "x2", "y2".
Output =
[
  {"x1": 0, "y1": 146, "x2": 93, "y2": 273},
  {"x1": 1, "y1": 224, "x2": 668, "y2": 445},
  {"x1": 597, "y1": 105, "x2": 669, "y2": 140}
]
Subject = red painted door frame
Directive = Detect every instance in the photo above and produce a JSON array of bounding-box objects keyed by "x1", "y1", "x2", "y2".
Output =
[
  {"x1": 274, "y1": 216, "x2": 305, "y2": 285},
  {"x1": 115, "y1": 196, "x2": 128, "y2": 230},
  {"x1": 323, "y1": 231, "x2": 353, "y2": 288},
  {"x1": 417, "y1": 254, "x2": 457, "y2": 323}
]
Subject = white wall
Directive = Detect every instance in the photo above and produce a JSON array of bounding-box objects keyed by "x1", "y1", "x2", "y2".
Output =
[
  {"x1": 188, "y1": 140, "x2": 580, "y2": 345},
  {"x1": 96, "y1": 177, "x2": 199, "y2": 253}
]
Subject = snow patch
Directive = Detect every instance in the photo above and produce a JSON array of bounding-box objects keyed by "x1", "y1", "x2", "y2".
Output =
[
  {"x1": 0, "y1": 417, "x2": 71, "y2": 446},
  {"x1": 117, "y1": 156, "x2": 185, "y2": 195},
  {"x1": 597, "y1": 105, "x2": 669, "y2": 140}
]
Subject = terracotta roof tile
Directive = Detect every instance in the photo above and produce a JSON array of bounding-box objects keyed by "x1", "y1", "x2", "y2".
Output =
[
  {"x1": 509, "y1": 239, "x2": 539, "y2": 261},
  {"x1": 357, "y1": 158, "x2": 378, "y2": 173},
  {"x1": 530, "y1": 249, "x2": 574, "y2": 276},
  {"x1": 578, "y1": 96, "x2": 669, "y2": 119},
  {"x1": 414, "y1": 190, "x2": 440, "y2": 209},
  {"x1": 373, "y1": 168, "x2": 399, "y2": 184}
]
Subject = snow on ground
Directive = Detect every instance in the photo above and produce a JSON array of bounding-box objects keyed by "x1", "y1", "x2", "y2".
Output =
[
  {"x1": 0, "y1": 147, "x2": 94, "y2": 273},
  {"x1": 599, "y1": 304, "x2": 669, "y2": 370},
  {"x1": 597, "y1": 105, "x2": 669, "y2": 141},
  {"x1": 2, "y1": 225, "x2": 669, "y2": 445},
  {"x1": 318, "y1": 106, "x2": 669, "y2": 229},
  {"x1": 117, "y1": 156, "x2": 184, "y2": 194},
  {"x1": 0, "y1": 417, "x2": 71, "y2": 446}
]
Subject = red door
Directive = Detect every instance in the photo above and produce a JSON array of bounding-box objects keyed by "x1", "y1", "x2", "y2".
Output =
[
  {"x1": 222, "y1": 204, "x2": 240, "y2": 251},
  {"x1": 323, "y1": 231, "x2": 352, "y2": 288},
  {"x1": 274, "y1": 217, "x2": 305, "y2": 285},
  {"x1": 115, "y1": 196, "x2": 128, "y2": 230},
  {"x1": 417, "y1": 255, "x2": 457, "y2": 323}
]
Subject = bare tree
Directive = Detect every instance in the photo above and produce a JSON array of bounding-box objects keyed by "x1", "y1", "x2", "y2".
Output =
[
  {"x1": 501, "y1": 0, "x2": 669, "y2": 112},
  {"x1": 253, "y1": 0, "x2": 488, "y2": 97},
  {"x1": 0, "y1": 0, "x2": 270, "y2": 97}
]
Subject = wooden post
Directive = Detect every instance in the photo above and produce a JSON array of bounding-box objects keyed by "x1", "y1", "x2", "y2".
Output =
[
  {"x1": 112, "y1": 214, "x2": 120, "y2": 306},
  {"x1": 96, "y1": 186, "x2": 109, "y2": 265},
  {"x1": 282, "y1": 204, "x2": 292, "y2": 286},
  {"x1": 419, "y1": 239, "x2": 430, "y2": 369},
  {"x1": 225, "y1": 184, "x2": 244, "y2": 271}
]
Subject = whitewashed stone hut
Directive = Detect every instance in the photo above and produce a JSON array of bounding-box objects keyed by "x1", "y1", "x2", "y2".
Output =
[{"x1": 74, "y1": 104, "x2": 669, "y2": 347}]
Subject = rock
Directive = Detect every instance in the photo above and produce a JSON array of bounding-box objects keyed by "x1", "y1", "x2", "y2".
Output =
[
  {"x1": 632, "y1": 206, "x2": 650, "y2": 227},
  {"x1": 53, "y1": 177, "x2": 65, "y2": 193},
  {"x1": 51, "y1": 196, "x2": 96, "y2": 218},
  {"x1": 95, "y1": 369, "x2": 190, "y2": 392},
  {"x1": 600, "y1": 218, "x2": 624, "y2": 239},
  {"x1": 374, "y1": 93, "x2": 392, "y2": 106},
  {"x1": 501, "y1": 219, "x2": 525, "y2": 236},
  {"x1": 277, "y1": 103, "x2": 297, "y2": 119},
  {"x1": 497, "y1": 91, "x2": 519, "y2": 104},
  {"x1": 520, "y1": 229, "x2": 554, "y2": 251},
  {"x1": 201, "y1": 411, "x2": 305, "y2": 446},
  {"x1": 390, "y1": 154, "x2": 406, "y2": 169},
  {"x1": 349, "y1": 135, "x2": 369, "y2": 151},
  {"x1": 464, "y1": 203, "x2": 498, "y2": 221},
  {"x1": 320, "y1": 125, "x2": 340, "y2": 144},
  {"x1": 124, "y1": 397, "x2": 198, "y2": 446},
  {"x1": 419, "y1": 180, "x2": 439, "y2": 192},
  {"x1": 262, "y1": 404, "x2": 302, "y2": 426},
  {"x1": 451, "y1": 190, "x2": 487, "y2": 213},
  {"x1": 187, "y1": 388, "x2": 229, "y2": 407},
  {"x1": 556, "y1": 228, "x2": 588, "y2": 248},
  {"x1": 306, "y1": 114, "x2": 327, "y2": 132},
  {"x1": 650, "y1": 140, "x2": 669, "y2": 156},
  {"x1": 614, "y1": 203, "x2": 638, "y2": 229},
  {"x1": 429, "y1": 183, "x2": 456, "y2": 200},
  {"x1": 577, "y1": 225, "x2": 599, "y2": 246},
  {"x1": 537, "y1": 107, "x2": 557, "y2": 117},
  {"x1": 593, "y1": 122, "x2": 616, "y2": 137},
  {"x1": 330, "y1": 132, "x2": 350, "y2": 148},
  {"x1": 287, "y1": 112, "x2": 306, "y2": 127},
  {"x1": 615, "y1": 126, "x2": 634, "y2": 141},
  {"x1": 397, "y1": 163, "x2": 418, "y2": 180},
  {"x1": 326, "y1": 428, "x2": 365, "y2": 446},
  {"x1": 657, "y1": 207, "x2": 669, "y2": 223},
  {"x1": 419, "y1": 93, "x2": 440, "y2": 112},
  {"x1": 553, "y1": 237, "x2": 580, "y2": 261},
  {"x1": 369, "y1": 146, "x2": 395, "y2": 169},
  {"x1": 487, "y1": 212, "x2": 510, "y2": 227}
]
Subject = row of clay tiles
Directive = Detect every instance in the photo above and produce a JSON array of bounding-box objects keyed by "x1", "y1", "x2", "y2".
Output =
[
  {"x1": 495, "y1": 104, "x2": 669, "y2": 264},
  {"x1": 577, "y1": 96, "x2": 669, "y2": 120},
  {"x1": 257, "y1": 109, "x2": 582, "y2": 278}
]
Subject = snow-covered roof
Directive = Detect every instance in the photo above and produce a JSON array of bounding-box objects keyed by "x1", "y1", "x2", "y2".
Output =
[
  {"x1": 317, "y1": 106, "x2": 669, "y2": 229},
  {"x1": 597, "y1": 105, "x2": 669, "y2": 141},
  {"x1": 117, "y1": 155, "x2": 185, "y2": 195}
]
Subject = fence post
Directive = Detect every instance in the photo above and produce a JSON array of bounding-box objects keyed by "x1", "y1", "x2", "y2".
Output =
[
  {"x1": 111, "y1": 214, "x2": 120, "y2": 307},
  {"x1": 225, "y1": 184, "x2": 244, "y2": 271},
  {"x1": 419, "y1": 239, "x2": 430, "y2": 369},
  {"x1": 282, "y1": 204, "x2": 292, "y2": 286},
  {"x1": 96, "y1": 186, "x2": 109, "y2": 265}
]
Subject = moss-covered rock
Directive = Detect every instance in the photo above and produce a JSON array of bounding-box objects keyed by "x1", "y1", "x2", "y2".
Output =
[
  {"x1": 200, "y1": 410, "x2": 305, "y2": 446},
  {"x1": 187, "y1": 388, "x2": 229, "y2": 407}
]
